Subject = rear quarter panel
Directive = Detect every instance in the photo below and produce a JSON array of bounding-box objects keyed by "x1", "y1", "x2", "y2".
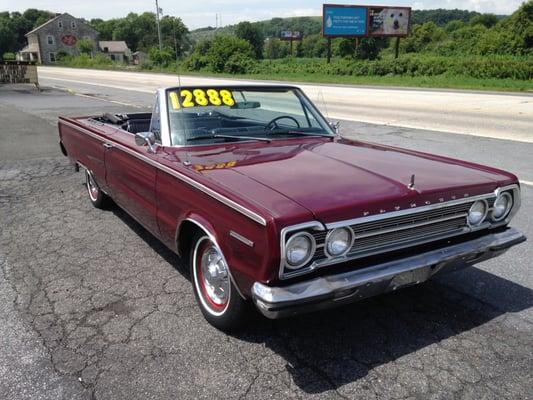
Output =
[{"x1": 58, "y1": 117, "x2": 116, "y2": 192}]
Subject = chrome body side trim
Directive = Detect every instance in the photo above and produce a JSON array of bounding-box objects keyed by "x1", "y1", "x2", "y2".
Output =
[
  {"x1": 229, "y1": 231, "x2": 254, "y2": 247},
  {"x1": 255, "y1": 228, "x2": 526, "y2": 319},
  {"x1": 60, "y1": 119, "x2": 267, "y2": 226}
]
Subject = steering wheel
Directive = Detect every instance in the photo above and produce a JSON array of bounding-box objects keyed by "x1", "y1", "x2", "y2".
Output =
[{"x1": 265, "y1": 116, "x2": 301, "y2": 131}]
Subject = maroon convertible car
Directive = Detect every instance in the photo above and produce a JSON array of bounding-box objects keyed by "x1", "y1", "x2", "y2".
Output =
[{"x1": 58, "y1": 85, "x2": 526, "y2": 331}]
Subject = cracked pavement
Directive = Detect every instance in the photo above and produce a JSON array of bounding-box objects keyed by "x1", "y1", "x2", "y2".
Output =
[{"x1": 0, "y1": 85, "x2": 531, "y2": 399}]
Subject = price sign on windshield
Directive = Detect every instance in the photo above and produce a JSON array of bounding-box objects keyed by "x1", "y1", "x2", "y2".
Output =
[{"x1": 169, "y1": 88, "x2": 236, "y2": 110}]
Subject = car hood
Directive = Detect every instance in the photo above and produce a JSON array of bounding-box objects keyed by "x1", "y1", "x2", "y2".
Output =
[{"x1": 183, "y1": 138, "x2": 516, "y2": 224}]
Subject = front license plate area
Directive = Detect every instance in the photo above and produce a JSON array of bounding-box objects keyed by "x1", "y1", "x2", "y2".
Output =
[{"x1": 390, "y1": 266, "x2": 433, "y2": 290}]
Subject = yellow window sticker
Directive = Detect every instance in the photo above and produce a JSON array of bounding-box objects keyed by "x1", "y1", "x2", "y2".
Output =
[{"x1": 169, "y1": 89, "x2": 235, "y2": 110}]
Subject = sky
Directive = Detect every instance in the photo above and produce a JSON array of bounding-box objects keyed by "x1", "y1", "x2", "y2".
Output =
[{"x1": 0, "y1": 0, "x2": 525, "y2": 29}]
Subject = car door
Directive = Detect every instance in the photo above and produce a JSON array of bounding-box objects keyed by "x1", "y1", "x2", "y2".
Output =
[{"x1": 104, "y1": 97, "x2": 160, "y2": 235}]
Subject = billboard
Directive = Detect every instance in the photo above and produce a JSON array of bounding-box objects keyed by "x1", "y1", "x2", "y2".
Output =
[
  {"x1": 280, "y1": 31, "x2": 303, "y2": 41},
  {"x1": 322, "y1": 4, "x2": 411, "y2": 38},
  {"x1": 369, "y1": 7, "x2": 411, "y2": 37},
  {"x1": 323, "y1": 5, "x2": 368, "y2": 37}
]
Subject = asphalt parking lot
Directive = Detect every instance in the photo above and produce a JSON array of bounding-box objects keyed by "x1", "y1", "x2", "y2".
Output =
[{"x1": 0, "y1": 84, "x2": 532, "y2": 400}]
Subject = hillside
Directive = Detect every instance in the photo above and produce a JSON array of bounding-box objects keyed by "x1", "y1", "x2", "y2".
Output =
[{"x1": 188, "y1": 9, "x2": 505, "y2": 42}]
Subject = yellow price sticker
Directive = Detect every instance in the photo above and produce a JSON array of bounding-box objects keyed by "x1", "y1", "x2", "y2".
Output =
[{"x1": 169, "y1": 88, "x2": 235, "y2": 110}]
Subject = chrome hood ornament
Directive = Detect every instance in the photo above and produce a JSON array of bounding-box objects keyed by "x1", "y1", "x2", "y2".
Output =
[{"x1": 408, "y1": 174, "x2": 416, "y2": 190}]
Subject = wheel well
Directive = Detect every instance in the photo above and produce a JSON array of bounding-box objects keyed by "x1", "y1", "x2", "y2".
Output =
[{"x1": 176, "y1": 220, "x2": 203, "y2": 260}]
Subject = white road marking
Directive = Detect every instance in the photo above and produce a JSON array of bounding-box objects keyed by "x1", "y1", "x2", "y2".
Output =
[
  {"x1": 67, "y1": 90, "x2": 143, "y2": 108},
  {"x1": 42, "y1": 76, "x2": 153, "y2": 93},
  {"x1": 520, "y1": 180, "x2": 533, "y2": 187}
]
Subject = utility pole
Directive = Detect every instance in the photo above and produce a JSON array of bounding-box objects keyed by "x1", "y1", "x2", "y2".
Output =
[{"x1": 155, "y1": 0, "x2": 163, "y2": 50}]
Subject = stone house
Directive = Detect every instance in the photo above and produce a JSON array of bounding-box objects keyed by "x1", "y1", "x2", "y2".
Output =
[
  {"x1": 17, "y1": 13, "x2": 99, "y2": 64},
  {"x1": 99, "y1": 41, "x2": 132, "y2": 63}
]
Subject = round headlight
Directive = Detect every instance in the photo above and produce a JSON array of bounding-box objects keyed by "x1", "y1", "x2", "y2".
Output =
[
  {"x1": 468, "y1": 200, "x2": 488, "y2": 227},
  {"x1": 325, "y1": 228, "x2": 353, "y2": 257},
  {"x1": 285, "y1": 233, "x2": 315, "y2": 269},
  {"x1": 492, "y1": 192, "x2": 512, "y2": 221}
]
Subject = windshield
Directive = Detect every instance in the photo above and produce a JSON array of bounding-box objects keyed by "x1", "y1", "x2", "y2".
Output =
[{"x1": 166, "y1": 87, "x2": 334, "y2": 146}]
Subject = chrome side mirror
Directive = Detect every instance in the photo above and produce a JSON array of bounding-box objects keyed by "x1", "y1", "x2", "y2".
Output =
[
  {"x1": 135, "y1": 131, "x2": 157, "y2": 153},
  {"x1": 329, "y1": 120, "x2": 341, "y2": 135}
]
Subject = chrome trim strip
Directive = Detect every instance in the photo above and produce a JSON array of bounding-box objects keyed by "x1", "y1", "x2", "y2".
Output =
[
  {"x1": 230, "y1": 231, "x2": 254, "y2": 247},
  {"x1": 60, "y1": 119, "x2": 267, "y2": 226},
  {"x1": 184, "y1": 218, "x2": 246, "y2": 299},
  {"x1": 326, "y1": 192, "x2": 496, "y2": 230}
]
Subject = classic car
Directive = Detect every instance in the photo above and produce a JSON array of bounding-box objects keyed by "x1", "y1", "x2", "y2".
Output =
[{"x1": 58, "y1": 85, "x2": 526, "y2": 331}]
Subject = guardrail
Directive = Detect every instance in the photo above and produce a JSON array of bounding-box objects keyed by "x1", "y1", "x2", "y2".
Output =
[{"x1": 0, "y1": 61, "x2": 39, "y2": 89}]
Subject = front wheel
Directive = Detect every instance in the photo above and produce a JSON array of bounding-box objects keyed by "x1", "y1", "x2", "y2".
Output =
[{"x1": 190, "y1": 232, "x2": 250, "y2": 331}]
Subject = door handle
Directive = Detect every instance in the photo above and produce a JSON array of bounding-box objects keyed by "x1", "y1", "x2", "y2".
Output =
[{"x1": 103, "y1": 143, "x2": 114, "y2": 149}]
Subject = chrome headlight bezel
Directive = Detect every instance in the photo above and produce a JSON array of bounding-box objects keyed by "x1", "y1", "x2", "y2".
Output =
[
  {"x1": 284, "y1": 232, "x2": 316, "y2": 270},
  {"x1": 325, "y1": 227, "x2": 354, "y2": 258},
  {"x1": 491, "y1": 192, "x2": 513, "y2": 222},
  {"x1": 467, "y1": 200, "x2": 488, "y2": 227}
]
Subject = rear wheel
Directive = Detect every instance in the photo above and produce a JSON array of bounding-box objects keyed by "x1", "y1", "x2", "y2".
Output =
[
  {"x1": 190, "y1": 232, "x2": 249, "y2": 331},
  {"x1": 85, "y1": 169, "x2": 110, "y2": 209}
]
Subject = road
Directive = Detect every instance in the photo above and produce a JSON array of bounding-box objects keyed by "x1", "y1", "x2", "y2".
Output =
[
  {"x1": 0, "y1": 79, "x2": 532, "y2": 400},
  {"x1": 38, "y1": 66, "x2": 533, "y2": 143}
]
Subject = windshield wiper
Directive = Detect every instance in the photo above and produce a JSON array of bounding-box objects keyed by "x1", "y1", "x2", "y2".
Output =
[
  {"x1": 187, "y1": 134, "x2": 271, "y2": 143},
  {"x1": 267, "y1": 129, "x2": 331, "y2": 138}
]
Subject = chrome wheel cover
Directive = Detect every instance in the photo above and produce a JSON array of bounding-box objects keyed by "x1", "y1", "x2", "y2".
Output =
[
  {"x1": 193, "y1": 237, "x2": 230, "y2": 316},
  {"x1": 85, "y1": 170, "x2": 99, "y2": 202}
]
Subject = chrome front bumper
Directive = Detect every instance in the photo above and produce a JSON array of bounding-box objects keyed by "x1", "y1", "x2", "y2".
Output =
[{"x1": 252, "y1": 228, "x2": 526, "y2": 319}]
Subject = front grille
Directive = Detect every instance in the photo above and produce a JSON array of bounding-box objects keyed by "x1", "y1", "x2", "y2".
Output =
[{"x1": 311, "y1": 198, "x2": 494, "y2": 266}]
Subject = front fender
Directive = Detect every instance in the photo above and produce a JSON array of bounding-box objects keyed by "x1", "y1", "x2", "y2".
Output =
[{"x1": 175, "y1": 213, "x2": 247, "y2": 299}]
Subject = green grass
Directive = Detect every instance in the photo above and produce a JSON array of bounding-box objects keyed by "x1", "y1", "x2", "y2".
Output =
[{"x1": 173, "y1": 70, "x2": 533, "y2": 92}]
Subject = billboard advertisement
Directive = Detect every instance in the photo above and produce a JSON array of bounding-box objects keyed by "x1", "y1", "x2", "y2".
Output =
[
  {"x1": 368, "y1": 7, "x2": 411, "y2": 37},
  {"x1": 280, "y1": 31, "x2": 303, "y2": 41},
  {"x1": 323, "y1": 5, "x2": 368, "y2": 37}
]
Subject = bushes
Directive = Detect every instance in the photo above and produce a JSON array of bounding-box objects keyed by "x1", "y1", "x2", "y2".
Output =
[
  {"x1": 184, "y1": 35, "x2": 256, "y2": 74},
  {"x1": 149, "y1": 46, "x2": 174, "y2": 66},
  {"x1": 244, "y1": 55, "x2": 533, "y2": 81},
  {"x1": 2, "y1": 52, "x2": 15, "y2": 60},
  {"x1": 58, "y1": 53, "x2": 115, "y2": 68},
  {"x1": 224, "y1": 53, "x2": 257, "y2": 74}
]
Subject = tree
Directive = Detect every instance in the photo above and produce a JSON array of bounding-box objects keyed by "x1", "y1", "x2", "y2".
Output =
[
  {"x1": 264, "y1": 38, "x2": 289, "y2": 59},
  {"x1": 470, "y1": 13, "x2": 499, "y2": 28},
  {"x1": 235, "y1": 21, "x2": 264, "y2": 59},
  {"x1": 149, "y1": 46, "x2": 174, "y2": 66},
  {"x1": 76, "y1": 39, "x2": 95, "y2": 56},
  {"x1": 207, "y1": 35, "x2": 255, "y2": 72},
  {"x1": 160, "y1": 16, "x2": 189, "y2": 58}
]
